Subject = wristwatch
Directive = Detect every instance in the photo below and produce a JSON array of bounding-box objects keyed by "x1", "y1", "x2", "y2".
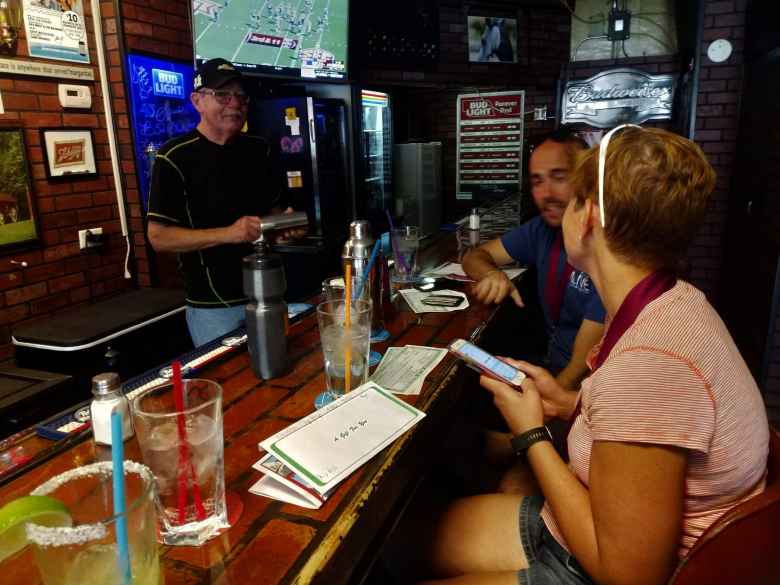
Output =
[{"x1": 510, "y1": 426, "x2": 552, "y2": 458}]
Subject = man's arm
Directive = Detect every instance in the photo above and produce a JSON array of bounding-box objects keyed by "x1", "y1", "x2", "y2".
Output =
[
  {"x1": 462, "y1": 239, "x2": 524, "y2": 306},
  {"x1": 555, "y1": 318, "x2": 604, "y2": 390},
  {"x1": 147, "y1": 216, "x2": 261, "y2": 253},
  {"x1": 148, "y1": 206, "x2": 305, "y2": 253}
]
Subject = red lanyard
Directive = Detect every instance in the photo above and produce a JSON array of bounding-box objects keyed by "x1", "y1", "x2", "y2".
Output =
[
  {"x1": 544, "y1": 231, "x2": 574, "y2": 325},
  {"x1": 566, "y1": 270, "x2": 678, "y2": 439}
]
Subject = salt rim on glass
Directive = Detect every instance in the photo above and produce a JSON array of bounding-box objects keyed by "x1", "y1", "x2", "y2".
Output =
[{"x1": 25, "y1": 460, "x2": 154, "y2": 548}]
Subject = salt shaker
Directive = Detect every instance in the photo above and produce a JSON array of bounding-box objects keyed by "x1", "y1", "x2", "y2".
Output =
[
  {"x1": 90, "y1": 372, "x2": 134, "y2": 445},
  {"x1": 468, "y1": 208, "x2": 481, "y2": 247},
  {"x1": 468, "y1": 208, "x2": 480, "y2": 230}
]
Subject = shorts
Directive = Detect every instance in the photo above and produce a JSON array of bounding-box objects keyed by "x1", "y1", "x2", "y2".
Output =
[{"x1": 517, "y1": 495, "x2": 596, "y2": 585}]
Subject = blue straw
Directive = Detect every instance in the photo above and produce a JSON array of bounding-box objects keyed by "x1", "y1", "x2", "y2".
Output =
[
  {"x1": 385, "y1": 210, "x2": 409, "y2": 271},
  {"x1": 111, "y1": 411, "x2": 132, "y2": 585},
  {"x1": 356, "y1": 239, "x2": 381, "y2": 300}
]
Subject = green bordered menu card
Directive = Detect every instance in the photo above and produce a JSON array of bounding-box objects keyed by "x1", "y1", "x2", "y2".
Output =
[{"x1": 257, "y1": 382, "x2": 426, "y2": 496}]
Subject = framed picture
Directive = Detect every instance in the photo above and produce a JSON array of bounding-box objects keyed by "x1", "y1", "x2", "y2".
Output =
[
  {"x1": 40, "y1": 127, "x2": 97, "y2": 179},
  {"x1": 468, "y1": 16, "x2": 518, "y2": 63},
  {"x1": 0, "y1": 126, "x2": 40, "y2": 251}
]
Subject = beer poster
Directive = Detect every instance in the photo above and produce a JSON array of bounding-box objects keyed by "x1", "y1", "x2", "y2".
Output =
[
  {"x1": 40, "y1": 128, "x2": 97, "y2": 178},
  {"x1": 456, "y1": 91, "x2": 524, "y2": 201},
  {"x1": 52, "y1": 138, "x2": 85, "y2": 168},
  {"x1": 22, "y1": 0, "x2": 90, "y2": 63}
]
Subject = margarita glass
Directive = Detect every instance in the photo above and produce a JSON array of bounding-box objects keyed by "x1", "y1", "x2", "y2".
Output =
[{"x1": 26, "y1": 461, "x2": 161, "y2": 585}]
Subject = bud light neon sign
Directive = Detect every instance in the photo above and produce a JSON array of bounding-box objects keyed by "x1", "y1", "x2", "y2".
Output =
[{"x1": 152, "y1": 68, "x2": 185, "y2": 99}]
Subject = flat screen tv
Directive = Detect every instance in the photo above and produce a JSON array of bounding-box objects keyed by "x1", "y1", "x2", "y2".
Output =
[{"x1": 192, "y1": 0, "x2": 349, "y2": 81}]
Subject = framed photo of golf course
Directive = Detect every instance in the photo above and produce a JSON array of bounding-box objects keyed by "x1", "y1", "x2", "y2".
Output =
[{"x1": 0, "y1": 126, "x2": 40, "y2": 252}]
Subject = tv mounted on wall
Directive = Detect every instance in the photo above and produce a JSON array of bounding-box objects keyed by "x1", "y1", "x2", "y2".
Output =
[{"x1": 192, "y1": 0, "x2": 349, "y2": 81}]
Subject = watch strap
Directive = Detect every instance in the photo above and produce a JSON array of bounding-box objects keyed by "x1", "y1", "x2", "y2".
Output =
[{"x1": 510, "y1": 426, "x2": 552, "y2": 457}]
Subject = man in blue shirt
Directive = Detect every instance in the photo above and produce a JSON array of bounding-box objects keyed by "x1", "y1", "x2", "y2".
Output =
[{"x1": 463, "y1": 127, "x2": 605, "y2": 390}]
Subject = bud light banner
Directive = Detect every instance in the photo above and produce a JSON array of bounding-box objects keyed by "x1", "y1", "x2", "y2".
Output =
[{"x1": 456, "y1": 91, "x2": 525, "y2": 201}]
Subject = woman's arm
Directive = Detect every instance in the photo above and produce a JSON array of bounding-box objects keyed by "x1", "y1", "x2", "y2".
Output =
[
  {"x1": 481, "y1": 374, "x2": 687, "y2": 585},
  {"x1": 529, "y1": 439, "x2": 686, "y2": 585}
]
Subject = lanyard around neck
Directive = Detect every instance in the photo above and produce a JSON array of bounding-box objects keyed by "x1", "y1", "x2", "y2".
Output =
[{"x1": 544, "y1": 231, "x2": 574, "y2": 325}]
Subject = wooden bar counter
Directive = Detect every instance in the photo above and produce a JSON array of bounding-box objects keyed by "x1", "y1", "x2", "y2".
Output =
[{"x1": 0, "y1": 235, "x2": 521, "y2": 585}]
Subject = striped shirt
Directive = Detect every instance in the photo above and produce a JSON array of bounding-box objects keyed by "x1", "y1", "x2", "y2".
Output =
[{"x1": 541, "y1": 281, "x2": 769, "y2": 559}]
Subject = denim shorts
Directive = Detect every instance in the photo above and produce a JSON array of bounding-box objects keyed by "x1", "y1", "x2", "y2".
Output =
[{"x1": 517, "y1": 495, "x2": 596, "y2": 585}]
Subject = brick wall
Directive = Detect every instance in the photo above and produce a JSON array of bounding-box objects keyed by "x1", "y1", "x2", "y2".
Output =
[
  {"x1": 687, "y1": 0, "x2": 746, "y2": 301},
  {"x1": 0, "y1": 1, "x2": 134, "y2": 360},
  {"x1": 358, "y1": 3, "x2": 570, "y2": 219},
  {"x1": 0, "y1": 0, "x2": 749, "y2": 361},
  {"x1": 359, "y1": 0, "x2": 747, "y2": 300},
  {"x1": 104, "y1": 0, "x2": 193, "y2": 288}
]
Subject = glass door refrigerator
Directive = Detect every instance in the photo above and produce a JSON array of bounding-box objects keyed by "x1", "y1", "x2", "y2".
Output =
[
  {"x1": 247, "y1": 96, "x2": 351, "y2": 300},
  {"x1": 359, "y1": 90, "x2": 393, "y2": 230}
]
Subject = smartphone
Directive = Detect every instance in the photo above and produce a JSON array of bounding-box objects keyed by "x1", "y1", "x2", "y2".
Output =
[{"x1": 448, "y1": 338, "x2": 526, "y2": 386}]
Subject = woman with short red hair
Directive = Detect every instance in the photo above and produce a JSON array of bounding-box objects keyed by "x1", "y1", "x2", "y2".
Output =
[{"x1": 420, "y1": 127, "x2": 770, "y2": 585}]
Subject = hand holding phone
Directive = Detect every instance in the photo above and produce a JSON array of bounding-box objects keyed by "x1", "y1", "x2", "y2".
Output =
[{"x1": 448, "y1": 338, "x2": 526, "y2": 386}]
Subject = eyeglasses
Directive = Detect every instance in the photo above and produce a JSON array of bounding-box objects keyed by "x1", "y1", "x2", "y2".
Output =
[
  {"x1": 198, "y1": 89, "x2": 249, "y2": 105},
  {"x1": 597, "y1": 123, "x2": 641, "y2": 228}
]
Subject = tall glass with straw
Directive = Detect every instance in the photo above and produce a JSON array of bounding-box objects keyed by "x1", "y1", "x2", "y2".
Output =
[
  {"x1": 314, "y1": 287, "x2": 372, "y2": 409},
  {"x1": 132, "y1": 367, "x2": 228, "y2": 546}
]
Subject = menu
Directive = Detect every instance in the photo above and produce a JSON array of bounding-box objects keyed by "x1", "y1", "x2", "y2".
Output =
[{"x1": 456, "y1": 90, "x2": 525, "y2": 201}]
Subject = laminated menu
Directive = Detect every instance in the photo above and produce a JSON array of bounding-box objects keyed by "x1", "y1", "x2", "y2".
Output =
[{"x1": 250, "y1": 382, "x2": 426, "y2": 508}]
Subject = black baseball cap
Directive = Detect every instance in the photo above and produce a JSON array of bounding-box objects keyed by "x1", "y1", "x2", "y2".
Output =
[{"x1": 193, "y1": 58, "x2": 245, "y2": 91}]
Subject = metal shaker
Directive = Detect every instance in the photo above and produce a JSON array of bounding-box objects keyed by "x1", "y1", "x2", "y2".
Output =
[
  {"x1": 243, "y1": 241, "x2": 289, "y2": 380},
  {"x1": 342, "y1": 220, "x2": 384, "y2": 332},
  {"x1": 341, "y1": 220, "x2": 375, "y2": 287}
]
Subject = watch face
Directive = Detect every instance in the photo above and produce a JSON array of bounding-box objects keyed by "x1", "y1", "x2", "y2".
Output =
[{"x1": 707, "y1": 39, "x2": 733, "y2": 63}]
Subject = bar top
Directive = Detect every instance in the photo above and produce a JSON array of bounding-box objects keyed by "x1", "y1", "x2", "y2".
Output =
[{"x1": 0, "y1": 233, "x2": 515, "y2": 585}]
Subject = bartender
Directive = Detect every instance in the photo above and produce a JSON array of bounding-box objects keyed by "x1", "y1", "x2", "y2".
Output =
[{"x1": 147, "y1": 57, "x2": 297, "y2": 346}]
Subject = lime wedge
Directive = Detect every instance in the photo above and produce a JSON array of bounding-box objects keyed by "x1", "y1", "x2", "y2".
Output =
[{"x1": 0, "y1": 495, "x2": 72, "y2": 562}]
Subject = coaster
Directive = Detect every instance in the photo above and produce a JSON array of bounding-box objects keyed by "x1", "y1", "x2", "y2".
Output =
[
  {"x1": 370, "y1": 328, "x2": 390, "y2": 343},
  {"x1": 369, "y1": 350, "x2": 383, "y2": 367},
  {"x1": 226, "y1": 490, "x2": 243, "y2": 526}
]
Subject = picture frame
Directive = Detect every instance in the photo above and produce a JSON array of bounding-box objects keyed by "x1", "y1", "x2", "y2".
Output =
[
  {"x1": 468, "y1": 15, "x2": 518, "y2": 63},
  {"x1": 0, "y1": 126, "x2": 40, "y2": 252},
  {"x1": 40, "y1": 127, "x2": 97, "y2": 180}
]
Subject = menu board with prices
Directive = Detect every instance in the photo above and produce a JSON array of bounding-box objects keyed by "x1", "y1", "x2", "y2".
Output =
[{"x1": 456, "y1": 90, "x2": 525, "y2": 201}]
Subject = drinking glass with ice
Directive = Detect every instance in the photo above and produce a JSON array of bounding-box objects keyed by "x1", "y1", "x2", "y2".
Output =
[{"x1": 132, "y1": 379, "x2": 228, "y2": 546}]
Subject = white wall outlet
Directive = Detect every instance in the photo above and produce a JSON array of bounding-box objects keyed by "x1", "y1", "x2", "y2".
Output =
[{"x1": 78, "y1": 227, "x2": 103, "y2": 250}]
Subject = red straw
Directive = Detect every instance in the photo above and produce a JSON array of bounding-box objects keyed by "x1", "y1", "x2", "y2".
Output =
[{"x1": 172, "y1": 361, "x2": 207, "y2": 523}]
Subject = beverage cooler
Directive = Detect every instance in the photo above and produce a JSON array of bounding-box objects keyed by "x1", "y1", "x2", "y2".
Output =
[
  {"x1": 358, "y1": 90, "x2": 393, "y2": 229},
  {"x1": 247, "y1": 97, "x2": 351, "y2": 300}
]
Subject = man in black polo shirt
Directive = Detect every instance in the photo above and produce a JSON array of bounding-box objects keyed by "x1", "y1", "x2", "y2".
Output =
[{"x1": 147, "y1": 58, "x2": 292, "y2": 346}]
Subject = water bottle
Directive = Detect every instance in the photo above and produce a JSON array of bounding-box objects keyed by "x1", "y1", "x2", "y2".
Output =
[{"x1": 243, "y1": 241, "x2": 289, "y2": 380}]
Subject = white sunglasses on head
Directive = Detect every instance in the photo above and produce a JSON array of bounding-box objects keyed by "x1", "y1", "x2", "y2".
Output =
[{"x1": 598, "y1": 124, "x2": 642, "y2": 228}]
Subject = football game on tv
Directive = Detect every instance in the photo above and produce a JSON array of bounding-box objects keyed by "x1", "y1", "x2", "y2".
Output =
[{"x1": 192, "y1": 0, "x2": 348, "y2": 81}]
